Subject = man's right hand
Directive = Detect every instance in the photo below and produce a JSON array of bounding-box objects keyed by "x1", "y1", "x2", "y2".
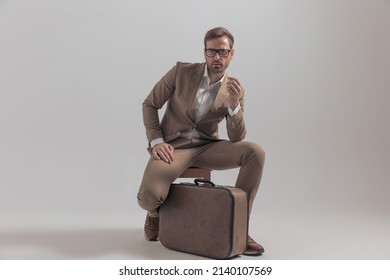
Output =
[{"x1": 151, "y1": 143, "x2": 174, "y2": 164}]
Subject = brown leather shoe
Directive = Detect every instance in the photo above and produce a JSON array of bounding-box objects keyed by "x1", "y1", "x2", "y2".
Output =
[
  {"x1": 144, "y1": 214, "x2": 159, "y2": 241},
  {"x1": 243, "y1": 235, "x2": 264, "y2": 256}
]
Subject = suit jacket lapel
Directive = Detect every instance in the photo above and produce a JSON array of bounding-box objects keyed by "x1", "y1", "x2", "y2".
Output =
[
  {"x1": 212, "y1": 77, "x2": 229, "y2": 110},
  {"x1": 188, "y1": 63, "x2": 206, "y2": 121},
  {"x1": 195, "y1": 75, "x2": 229, "y2": 123}
]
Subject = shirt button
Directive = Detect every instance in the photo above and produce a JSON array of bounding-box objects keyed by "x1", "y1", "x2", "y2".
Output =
[{"x1": 176, "y1": 132, "x2": 181, "y2": 136}]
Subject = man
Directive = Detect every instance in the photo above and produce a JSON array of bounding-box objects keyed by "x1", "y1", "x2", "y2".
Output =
[{"x1": 137, "y1": 27, "x2": 265, "y2": 256}]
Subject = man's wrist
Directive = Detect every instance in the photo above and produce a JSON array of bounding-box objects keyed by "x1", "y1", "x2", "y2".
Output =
[
  {"x1": 150, "y1": 138, "x2": 165, "y2": 149},
  {"x1": 228, "y1": 103, "x2": 241, "y2": 117}
]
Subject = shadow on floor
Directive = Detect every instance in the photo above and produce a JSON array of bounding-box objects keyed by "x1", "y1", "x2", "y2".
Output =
[{"x1": 0, "y1": 227, "x2": 219, "y2": 260}]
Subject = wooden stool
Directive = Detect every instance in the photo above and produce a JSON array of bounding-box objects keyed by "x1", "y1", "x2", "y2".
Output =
[{"x1": 179, "y1": 167, "x2": 212, "y2": 180}]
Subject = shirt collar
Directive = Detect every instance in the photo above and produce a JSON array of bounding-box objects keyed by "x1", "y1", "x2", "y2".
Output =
[{"x1": 203, "y1": 65, "x2": 226, "y2": 86}]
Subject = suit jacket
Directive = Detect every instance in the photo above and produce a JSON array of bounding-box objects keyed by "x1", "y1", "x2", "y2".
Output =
[{"x1": 142, "y1": 62, "x2": 247, "y2": 148}]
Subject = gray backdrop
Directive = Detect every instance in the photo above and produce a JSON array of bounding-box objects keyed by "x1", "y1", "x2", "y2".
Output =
[{"x1": 0, "y1": 0, "x2": 389, "y2": 258}]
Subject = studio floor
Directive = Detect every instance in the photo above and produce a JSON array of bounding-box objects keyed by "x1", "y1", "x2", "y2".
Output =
[{"x1": 1, "y1": 209, "x2": 389, "y2": 260}]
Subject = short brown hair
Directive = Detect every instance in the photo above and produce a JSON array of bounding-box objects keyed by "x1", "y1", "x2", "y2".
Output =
[{"x1": 204, "y1": 27, "x2": 234, "y2": 49}]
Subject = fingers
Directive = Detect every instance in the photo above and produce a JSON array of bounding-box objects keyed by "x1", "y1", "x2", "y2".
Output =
[
  {"x1": 227, "y1": 77, "x2": 242, "y2": 95},
  {"x1": 227, "y1": 76, "x2": 242, "y2": 108},
  {"x1": 227, "y1": 76, "x2": 241, "y2": 84},
  {"x1": 227, "y1": 76, "x2": 241, "y2": 87},
  {"x1": 152, "y1": 143, "x2": 174, "y2": 164}
]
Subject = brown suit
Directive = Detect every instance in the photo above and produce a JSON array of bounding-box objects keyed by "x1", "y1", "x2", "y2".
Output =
[{"x1": 138, "y1": 62, "x2": 265, "y2": 217}]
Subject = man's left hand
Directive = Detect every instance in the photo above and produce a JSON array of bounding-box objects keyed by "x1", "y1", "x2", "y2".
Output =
[{"x1": 226, "y1": 76, "x2": 243, "y2": 110}]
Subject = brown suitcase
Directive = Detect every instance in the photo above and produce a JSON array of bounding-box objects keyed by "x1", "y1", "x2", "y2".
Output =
[{"x1": 159, "y1": 179, "x2": 248, "y2": 259}]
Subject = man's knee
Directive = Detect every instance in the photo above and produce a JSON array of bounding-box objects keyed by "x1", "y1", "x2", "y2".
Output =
[
  {"x1": 137, "y1": 184, "x2": 168, "y2": 212},
  {"x1": 243, "y1": 142, "x2": 266, "y2": 166},
  {"x1": 253, "y1": 143, "x2": 266, "y2": 163}
]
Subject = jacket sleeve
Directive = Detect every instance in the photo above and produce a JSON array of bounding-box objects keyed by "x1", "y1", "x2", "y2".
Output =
[
  {"x1": 225, "y1": 89, "x2": 247, "y2": 142},
  {"x1": 142, "y1": 64, "x2": 177, "y2": 145}
]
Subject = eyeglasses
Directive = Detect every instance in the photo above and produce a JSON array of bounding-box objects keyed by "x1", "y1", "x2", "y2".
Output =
[{"x1": 204, "y1": 48, "x2": 231, "y2": 58}]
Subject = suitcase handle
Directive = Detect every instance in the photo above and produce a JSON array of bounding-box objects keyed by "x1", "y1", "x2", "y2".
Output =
[{"x1": 194, "y1": 178, "x2": 216, "y2": 186}]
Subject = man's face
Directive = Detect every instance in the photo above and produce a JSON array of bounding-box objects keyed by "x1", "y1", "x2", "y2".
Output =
[{"x1": 204, "y1": 36, "x2": 234, "y2": 76}]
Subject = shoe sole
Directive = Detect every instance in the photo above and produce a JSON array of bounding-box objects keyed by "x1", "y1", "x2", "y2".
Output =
[
  {"x1": 243, "y1": 249, "x2": 264, "y2": 256},
  {"x1": 144, "y1": 234, "x2": 159, "y2": 241}
]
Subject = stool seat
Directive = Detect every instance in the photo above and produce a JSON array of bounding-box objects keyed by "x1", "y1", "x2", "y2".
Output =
[{"x1": 179, "y1": 167, "x2": 212, "y2": 180}]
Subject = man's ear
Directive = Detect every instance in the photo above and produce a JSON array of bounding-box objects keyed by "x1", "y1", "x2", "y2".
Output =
[{"x1": 230, "y1": 49, "x2": 235, "y2": 59}]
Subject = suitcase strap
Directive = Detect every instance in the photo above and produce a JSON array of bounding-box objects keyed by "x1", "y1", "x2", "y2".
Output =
[{"x1": 194, "y1": 178, "x2": 215, "y2": 186}]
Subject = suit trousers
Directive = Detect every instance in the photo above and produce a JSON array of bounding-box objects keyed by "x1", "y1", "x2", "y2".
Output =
[{"x1": 137, "y1": 140, "x2": 265, "y2": 218}]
